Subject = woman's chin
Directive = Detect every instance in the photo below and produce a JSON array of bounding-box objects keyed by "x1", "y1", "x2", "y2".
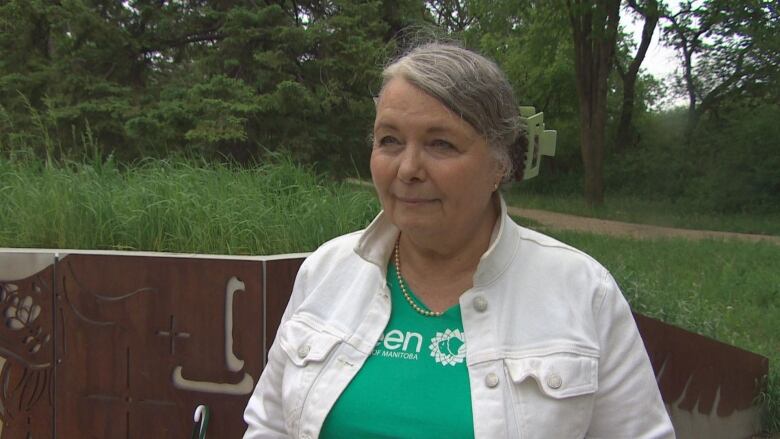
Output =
[{"x1": 392, "y1": 216, "x2": 442, "y2": 236}]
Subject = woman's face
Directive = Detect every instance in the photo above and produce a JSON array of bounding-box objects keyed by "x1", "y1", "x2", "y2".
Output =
[{"x1": 370, "y1": 78, "x2": 503, "y2": 239}]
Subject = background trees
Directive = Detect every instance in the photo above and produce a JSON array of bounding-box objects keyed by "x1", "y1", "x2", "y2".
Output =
[
  {"x1": 661, "y1": 0, "x2": 780, "y2": 140},
  {"x1": 1, "y1": 0, "x2": 777, "y2": 212}
]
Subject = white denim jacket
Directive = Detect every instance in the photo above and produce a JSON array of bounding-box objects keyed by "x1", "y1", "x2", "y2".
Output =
[{"x1": 244, "y1": 200, "x2": 675, "y2": 439}]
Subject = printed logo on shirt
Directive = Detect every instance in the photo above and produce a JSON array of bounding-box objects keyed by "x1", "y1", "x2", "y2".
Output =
[
  {"x1": 372, "y1": 329, "x2": 422, "y2": 360},
  {"x1": 429, "y1": 329, "x2": 466, "y2": 366}
]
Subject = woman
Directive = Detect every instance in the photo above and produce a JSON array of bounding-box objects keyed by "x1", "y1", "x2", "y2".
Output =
[{"x1": 244, "y1": 42, "x2": 674, "y2": 438}]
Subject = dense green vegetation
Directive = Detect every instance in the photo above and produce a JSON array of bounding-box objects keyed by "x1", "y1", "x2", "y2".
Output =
[
  {"x1": 2, "y1": 1, "x2": 778, "y2": 212},
  {"x1": 523, "y1": 103, "x2": 780, "y2": 216},
  {"x1": 0, "y1": 0, "x2": 423, "y2": 174}
]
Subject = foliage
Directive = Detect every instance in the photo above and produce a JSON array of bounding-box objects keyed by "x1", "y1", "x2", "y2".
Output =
[
  {"x1": 463, "y1": 1, "x2": 582, "y2": 171},
  {"x1": 683, "y1": 102, "x2": 780, "y2": 213},
  {"x1": 661, "y1": 0, "x2": 780, "y2": 137},
  {"x1": 0, "y1": 1, "x2": 429, "y2": 172},
  {"x1": 3, "y1": 0, "x2": 776, "y2": 214},
  {"x1": 601, "y1": 102, "x2": 780, "y2": 214}
]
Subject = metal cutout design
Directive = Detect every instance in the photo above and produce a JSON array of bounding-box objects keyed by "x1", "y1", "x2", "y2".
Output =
[
  {"x1": 172, "y1": 276, "x2": 255, "y2": 395},
  {"x1": 156, "y1": 315, "x2": 191, "y2": 355},
  {"x1": 224, "y1": 277, "x2": 245, "y2": 373},
  {"x1": 0, "y1": 257, "x2": 55, "y2": 438},
  {"x1": 0, "y1": 283, "x2": 50, "y2": 366}
]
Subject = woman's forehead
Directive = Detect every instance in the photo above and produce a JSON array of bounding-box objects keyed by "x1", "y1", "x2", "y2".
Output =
[{"x1": 374, "y1": 78, "x2": 475, "y2": 136}]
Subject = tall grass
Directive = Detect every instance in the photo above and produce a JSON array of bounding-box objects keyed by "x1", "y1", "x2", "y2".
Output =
[{"x1": 0, "y1": 154, "x2": 380, "y2": 254}]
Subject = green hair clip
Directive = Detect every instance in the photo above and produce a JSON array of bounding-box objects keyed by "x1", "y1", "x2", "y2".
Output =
[{"x1": 519, "y1": 106, "x2": 557, "y2": 180}]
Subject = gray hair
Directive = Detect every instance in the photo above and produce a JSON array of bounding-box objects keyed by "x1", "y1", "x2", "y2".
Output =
[{"x1": 380, "y1": 42, "x2": 524, "y2": 181}]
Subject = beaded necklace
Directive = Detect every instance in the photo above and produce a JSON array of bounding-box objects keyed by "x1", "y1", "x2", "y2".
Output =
[{"x1": 393, "y1": 239, "x2": 444, "y2": 317}]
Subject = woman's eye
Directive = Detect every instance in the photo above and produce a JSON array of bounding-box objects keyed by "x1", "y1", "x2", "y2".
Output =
[
  {"x1": 378, "y1": 136, "x2": 400, "y2": 146},
  {"x1": 431, "y1": 139, "x2": 455, "y2": 150}
]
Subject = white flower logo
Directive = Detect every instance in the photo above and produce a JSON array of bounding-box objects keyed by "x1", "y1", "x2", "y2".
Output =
[{"x1": 429, "y1": 328, "x2": 466, "y2": 366}]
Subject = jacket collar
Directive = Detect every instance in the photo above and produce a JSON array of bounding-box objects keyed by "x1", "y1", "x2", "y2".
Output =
[{"x1": 354, "y1": 195, "x2": 519, "y2": 287}]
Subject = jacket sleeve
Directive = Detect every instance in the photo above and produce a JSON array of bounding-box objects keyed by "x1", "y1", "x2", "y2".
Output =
[
  {"x1": 243, "y1": 259, "x2": 311, "y2": 438},
  {"x1": 587, "y1": 271, "x2": 675, "y2": 439}
]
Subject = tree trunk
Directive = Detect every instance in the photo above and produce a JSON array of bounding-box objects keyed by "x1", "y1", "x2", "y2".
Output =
[
  {"x1": 615, "y1": 73, "x2": 638, "y2": 153},
  {"x1": 567, "y1": 0, "x2": 620, "y2": 207},
  {"x1": 662, "y1": 7, "x2": 709, "y2": 143},
  {"x1": 579, "y1": 105, "x2": 606, "y2": 206},
  {"x1": 615, "y1": 0, "x2": 659, "y2": 153},
  {"x1": 683, "y1": 45, "x2": 698, "y2": 142}
]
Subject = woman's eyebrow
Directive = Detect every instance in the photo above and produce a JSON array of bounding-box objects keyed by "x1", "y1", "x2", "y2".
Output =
[
  {"x1": 374, "y1": 121, "x2": 399, "y2": 131},
  {"x1": 374, "y1": 121, "x2": 462, "y2": 136}
]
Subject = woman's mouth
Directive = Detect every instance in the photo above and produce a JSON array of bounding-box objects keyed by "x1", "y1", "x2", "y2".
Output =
[{"x1": 396, "y1": 196, "x2": 436, "y2": 205}]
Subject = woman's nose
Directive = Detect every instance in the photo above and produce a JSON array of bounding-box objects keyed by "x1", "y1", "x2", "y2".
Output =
[{"x1": 397, "y1": 145, "x2": 426, "y2": 182}]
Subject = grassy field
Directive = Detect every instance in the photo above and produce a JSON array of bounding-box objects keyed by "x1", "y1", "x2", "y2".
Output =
[
  {"x1": 1, "y1": 156, "x2": 778, "y2": 432},
  {"x1": 504, "y1": 188, "x2": 780, "y2": 237}
]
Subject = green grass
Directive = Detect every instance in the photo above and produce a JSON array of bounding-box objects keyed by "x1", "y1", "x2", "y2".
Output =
[
  {"x1": 2, "y1": 156, "x2": 778, "y2": 432},
  {"x1": 0, "y1": 155, "x2": 380, "y2": 254},
  {"x1": 504, "y1": 188, "x2": 780, "y2": 237}
]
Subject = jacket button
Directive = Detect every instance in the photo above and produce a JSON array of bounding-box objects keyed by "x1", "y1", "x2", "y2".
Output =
[
  {"x1": 485, "y1": 373, "x2": 499, "y2": 388},
  {"x1": 297, "y1": 344, "x2": 311, "y2": 358},
  {"x1": 547, "y1": 373, "x2": 562, "y2": 389},
  {"x1": 473, "y1": 296, "x2": 488, "y2": 312}
]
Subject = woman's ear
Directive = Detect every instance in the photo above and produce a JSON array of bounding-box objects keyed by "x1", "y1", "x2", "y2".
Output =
[{"x1": 493, "y1": 161, "x2": 508, "y2": 190}]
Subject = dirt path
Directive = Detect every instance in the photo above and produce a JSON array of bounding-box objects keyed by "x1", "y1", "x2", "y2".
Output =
[
  {"x1": 508, "y1": 206, "x2": 780, "y2": 245},
  {"x1": 346, "y1": 179, "x2": 779, "y2": 245}
]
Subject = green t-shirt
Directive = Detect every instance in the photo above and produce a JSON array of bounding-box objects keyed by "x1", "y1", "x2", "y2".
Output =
[{"x1": 320, "y1": 263, "x2": 474, "y2": 438}]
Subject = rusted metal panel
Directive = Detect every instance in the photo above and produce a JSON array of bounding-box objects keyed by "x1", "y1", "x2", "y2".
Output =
[
  {"x1": 0, "y1": 252, "x2": 56, "y2": 438},
  {"x1": 53, "y1": 253, "x2": 262, "y2": 438},
  {"x1": 634, "y1": 312, "x2": 768, "y2": 438}
]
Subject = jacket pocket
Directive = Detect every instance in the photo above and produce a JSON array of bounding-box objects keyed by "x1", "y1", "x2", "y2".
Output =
[
  {"x1": 279, "y1": 319, "x2": 342, "y2": 367},
  {"x1": 504, "y1": 352, "x2": 598, "y2": 439},
  {"x1": 277, "y1": 318, "x2": 343, "y2": 435}
]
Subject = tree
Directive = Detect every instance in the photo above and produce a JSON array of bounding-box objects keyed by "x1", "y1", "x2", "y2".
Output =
[
  {"x1": 0, "y1": 0, "x2": 430, "y2": 169},
  {"x1": 614, "y1": 0, "x2": 660, "y2": 153},
  {"x1": 662, "y1": 0, "x2": 780, "y2": 140},
  {"x1": 565, "y1": 0, "x2": 622, "y2": 206},
  {"x1": 426, "y1": 0, "x2": 474, "y2": 32}
]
